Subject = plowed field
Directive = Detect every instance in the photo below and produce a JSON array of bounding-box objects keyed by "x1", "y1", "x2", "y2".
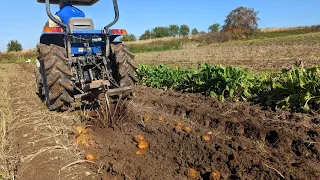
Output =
[{"x1": 0, "y1": 64, "x2": 319, "y2": 180}]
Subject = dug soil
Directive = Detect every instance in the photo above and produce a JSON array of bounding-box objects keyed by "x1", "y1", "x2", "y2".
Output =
[
  {"x1": 83, "y1": 86, "x2": 320, "y2": 180},
  {"x1": 6, "y1": 64, "x2": 320, "y2": 179}
]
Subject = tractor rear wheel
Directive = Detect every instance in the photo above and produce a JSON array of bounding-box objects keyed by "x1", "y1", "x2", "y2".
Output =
[
  {"x1": 37, "y1": 44, "x2": 74, "y2": 111},
  {"x1": 112, "y1": 43, "x2": 138, "y2": 89}
]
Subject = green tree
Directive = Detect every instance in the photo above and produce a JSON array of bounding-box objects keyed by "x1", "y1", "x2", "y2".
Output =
[
  {"x1": 139, "y1": 30, "x2": 154, "y2": 40},
  {"x1": 168, "y1": 25, "x2": 180, "y2": 37},
  {"x1": 153, "y1": 26, "x2": 170, "y2": 38},
  {"x1": 191, "y1": 28, "x2": 199, "y2": 35},
  {"x1": 179, "y1": 24, "x2": 190, "y2": 36},
  {"x1": 208, "y1": 23, "x2": 220, "y2": 32},
  {"x1": 222, "y1": 6, "x2": 259, "y2": 34},
  {"x1": 7, "y1": 40, "x2": 22, "y2": 52},
  {"x1": 121, "y1": 34, "x2": 137, "y2": 42}
]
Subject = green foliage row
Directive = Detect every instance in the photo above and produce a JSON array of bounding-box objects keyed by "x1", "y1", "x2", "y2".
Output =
[{"x1": 137, "y1": 64, "x2": 320, "y2": 112}]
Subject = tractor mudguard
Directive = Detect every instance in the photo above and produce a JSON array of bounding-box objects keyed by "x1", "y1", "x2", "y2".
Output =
[{"x1": 40, "y1": 33, "x2": 66, "y2": 47}]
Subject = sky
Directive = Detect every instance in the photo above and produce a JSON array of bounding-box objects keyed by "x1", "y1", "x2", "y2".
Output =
[{"x1": 0, "y1": 0, "x2": 319, "y2": 51}]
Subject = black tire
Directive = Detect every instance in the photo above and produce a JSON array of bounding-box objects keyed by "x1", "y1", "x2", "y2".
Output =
[
  {"x1": 112, "y1": 43, "x2": 138, "y2": 88},
  {"x1": 37, "y1": 43, "x2": 74, "y2": 111},
  {"x1": 35, "y1": 66, "x2": 44, "y2": 100}
]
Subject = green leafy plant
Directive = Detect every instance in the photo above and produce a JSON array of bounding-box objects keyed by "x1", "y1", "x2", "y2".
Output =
[{"x1": 137, "y1": 64, "x2": 320, "y2": 113}]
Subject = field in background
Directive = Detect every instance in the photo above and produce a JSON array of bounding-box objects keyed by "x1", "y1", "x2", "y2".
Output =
[
  {"x1": 133, "y1": 32, "x2": 320, "y2": 71},
  {"x1": 2, "y1": 25, "x2": 319, "y2": 72},
  {"x1": 0, "y1": 25, "x2": 320, "y2": 179},
  {"x1": 0, "y1": 50, "x2": 37, "y2": 64}
]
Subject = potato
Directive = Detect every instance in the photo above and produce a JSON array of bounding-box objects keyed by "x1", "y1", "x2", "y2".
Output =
[
  {"x1": 184, "y1": 127, "x2": 191, "y2": 133},
  {"x1": 86, "y1": 153, "x2": 95, "y2": 162},
  {"x1": 135, "y1": 149, "x2": 146, "y2": 155},
  {"x1": 75, "y1": 134, "x2": 94, "y2": 147},
  {"x1": 138, "y1": 141, "x2": 149, "y2": 149},
  {"x1": 175, "y1": 125, "x2": 182, "y2": 132},
  {"x1": 75, "y1": 124, "x2": 88, "y2": 135},
  {"x1": 210, "y1": 170, "x2": 221, "y2": 180},
  {"x1": 134, "y1": 135, "x2": 145, "y2": 143},
  {"x1": 159, "y1": 115, "x2": 165, "y2": 121},
  {"x1": 144, "y1": 113, "x2": 152, "y2": 122},
  {"x1": 202, "y1": 135, "x2": 210, "y2": 142},
  {"x1": 186, "y1": 168, "x2": 199, "y2": 178}
]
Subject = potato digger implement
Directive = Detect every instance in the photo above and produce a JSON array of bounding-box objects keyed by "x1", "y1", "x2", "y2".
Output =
[{"x1": 35, "y1": 0, "x2": 137, "y2": 112}]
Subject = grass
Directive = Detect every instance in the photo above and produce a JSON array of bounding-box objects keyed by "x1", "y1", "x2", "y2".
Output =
[
  {"x1": 258, "y1": 25, "x2": 320, "y2": 38},
  {"x1": 0, "y1": 63, "x2": 94, "y2": 179},
  {"x1": 0, "y1": 65, "x2": 14, "y2": 179},
  {"x1": 0, "y1": 51, "x2": 37, "y2": 64}
]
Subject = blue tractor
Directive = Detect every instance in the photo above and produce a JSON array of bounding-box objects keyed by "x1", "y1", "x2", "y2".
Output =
[{"x1": 36, "y1": 0, "x2": 137, "y2": 111}]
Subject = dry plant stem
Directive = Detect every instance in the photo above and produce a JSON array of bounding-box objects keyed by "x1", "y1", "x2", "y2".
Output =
[
  {"x1": 60, "y1": 160, "x2": 95, "y2": 171},
  {"x1": 263, "y1": 163, "x2": 286, "y2": 179},
  {"x1": 21, "y1": 146, "x2": 67, "y2": 163},
  {"x1": 105, "y1": 93, "x2": 111, "y2": 126},
  {"x1": 124, "y1": 173, "x2": 133, "y2": 180},
  {"x1": 111, "y1": 94, "x2": 122, "y2": 124}
]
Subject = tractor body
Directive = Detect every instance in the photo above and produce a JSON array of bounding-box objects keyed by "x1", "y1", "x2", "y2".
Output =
[{"x1": 36, "y1": 0, "x2": 137, "y2": 111}]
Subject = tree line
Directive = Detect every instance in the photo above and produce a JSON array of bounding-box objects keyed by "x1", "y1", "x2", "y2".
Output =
[
  {"x1": 123, "y1": 6, "x2": 259, "y2": 41},
  {"x1": 122, "y1": 23, "x2": 222, "y2": 41},
  {"x1": 6, "y1": 6, "x2": 260, "y2": 51}
]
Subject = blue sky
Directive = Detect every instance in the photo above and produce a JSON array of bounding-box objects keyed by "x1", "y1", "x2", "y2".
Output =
[{"x1": 0, "y1": 0, "x2": 319, "y2": 51}]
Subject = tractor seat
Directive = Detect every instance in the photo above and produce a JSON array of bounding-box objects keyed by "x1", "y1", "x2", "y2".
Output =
[{"x1": 68, "y1": 18, "x2": 95, "y2": 32}]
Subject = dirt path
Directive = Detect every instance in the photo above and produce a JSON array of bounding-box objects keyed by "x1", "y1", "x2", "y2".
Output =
[{"x1": 0, "y1": 64, "x2": 97, "y2": 180}]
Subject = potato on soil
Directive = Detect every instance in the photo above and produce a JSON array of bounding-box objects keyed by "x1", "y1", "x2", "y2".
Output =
[
  {"x1": 202, "y1": 135, "x2": 210, "y2": 142},
  {"x1": 144, "y1": 113, "x2": 152, "y2": 122},
  {"x1": 138, "y1": 141, "x2": 149, "y2": 149},
  {"x1": 75, "y1": 124, "x2": 88, "y2": 135},
  {"x1": 184, "y1": 127, "x2": 191, "y2": 133},
  {"x1": 175, "y1": 122, "x2": 183, "y2": 132},
  {"x1": 135, "y1": 149, "x2": 146, "y2": 155},
  {"x1": 210, "y1": 170, "x2": 221, "y2": 180},
  {"x1": 134, "y1": 135, "x2": 145, "y2": 143},
  {"x1": 186, "y1": 168, "x2": 199, "y2": 178},
  {"x1": 76, "y1": 134, "x2": 94, "y2": 147},
  {"x1": 159, "y1": 115, "x2": 165, "y2": 121},
  {"x1": 86, "y1": 153, "x2": 96, "y2": 162},
  {"x1": 175, "y1": 126, "x2": 182, "y2": 132}
]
